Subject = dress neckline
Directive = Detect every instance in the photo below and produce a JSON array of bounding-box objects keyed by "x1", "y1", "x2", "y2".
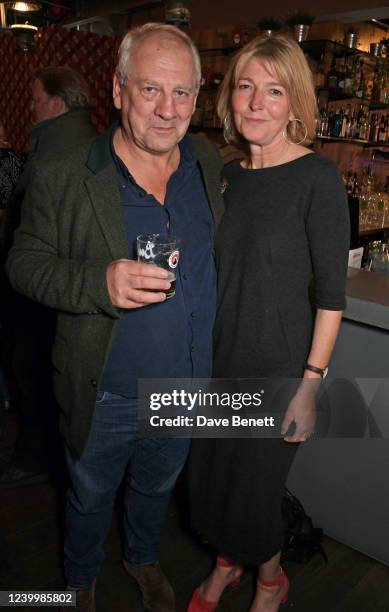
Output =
[{"x1": 238, "y1": 151, "x2": 315, "y2": 173}]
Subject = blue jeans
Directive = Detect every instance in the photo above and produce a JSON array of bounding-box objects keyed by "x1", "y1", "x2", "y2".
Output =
[{"x1": 64, "y1": 391, "x2": 190, "y2": 587}]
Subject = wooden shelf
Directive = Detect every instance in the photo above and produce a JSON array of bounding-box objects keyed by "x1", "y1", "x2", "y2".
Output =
[
  {"x1": 301, "y1": 39, "x2": 376, "y2": 59},
  {"x1": 316, "y1": 135, "x2": 369, "y2": 144},
  {"x1": 369, "y1": 102, "x2": 389, "y2": 110},
  {"x1": 363, "y1": 142, "x2": 389, "y2": 149}
]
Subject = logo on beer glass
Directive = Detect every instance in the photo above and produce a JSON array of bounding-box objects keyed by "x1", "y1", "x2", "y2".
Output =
[
  {"x1": 168, "y1": 250, "x2": 179, "y2": 269},
  {"x1": 137, "y1": 234, "x2": 180, "y2": 300},
  {"x1": 138, "y1": 241, "x2": 156, "y2": 261}
]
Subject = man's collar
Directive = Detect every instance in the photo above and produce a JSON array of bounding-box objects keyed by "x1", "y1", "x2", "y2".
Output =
[
  {"x1": 85, "y1": 129, "x2": 112, "y2": 174},
  {"x1": 86, "y1": 122, "x2": 198, "y2": 177},
  {"x1": 109, "y1": 122, "x2": 196, "y2": 170}
]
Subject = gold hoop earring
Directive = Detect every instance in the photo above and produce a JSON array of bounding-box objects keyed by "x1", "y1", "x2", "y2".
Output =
[{"x1": 282, "y1": 118, "x2": 308, "y2": 145}]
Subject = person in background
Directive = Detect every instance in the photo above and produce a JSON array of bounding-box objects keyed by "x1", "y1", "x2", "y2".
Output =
[
  {"x1": 0, "y1": 67, "x2": 96, "y2": 487},
  {"x1": 188, "y1": 33, "x2": 349, "y2": 612},
  {"x1": 0, "y1": 122, "x2": 24, "y2": 222},
  {"x1": 0, "y1": 122, "x2": 24, "y2": 442},
  {"x1": 7, "y1": 24, "x2": 223, "y2": 612}
]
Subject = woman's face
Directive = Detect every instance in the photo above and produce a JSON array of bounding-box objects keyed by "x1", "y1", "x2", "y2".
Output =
[{"x1": 231, "y1": 57, "x2": 293, "y2": 147}]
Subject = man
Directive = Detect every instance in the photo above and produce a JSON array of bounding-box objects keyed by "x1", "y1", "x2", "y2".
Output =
[
  {"x1": 2, "y1": 66, "x2": 96, "y2": 254},
  {"x1": 7, "y1": 24, "x2": 223, "y2": 612},
  {"x1": 0, "y1": 67, "x2": 96, "y2": 486}
]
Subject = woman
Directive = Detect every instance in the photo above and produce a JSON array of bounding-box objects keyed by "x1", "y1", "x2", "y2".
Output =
[{"x1": 188, "y1": 34, "x2": 349, "y2": 611}]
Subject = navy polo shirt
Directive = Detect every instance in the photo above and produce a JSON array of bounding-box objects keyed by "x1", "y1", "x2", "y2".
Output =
[{"x1": 100, "y1": 129, "x2": 216, "y2": 397}]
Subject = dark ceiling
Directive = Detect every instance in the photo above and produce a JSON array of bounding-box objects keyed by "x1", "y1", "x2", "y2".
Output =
[{"x1": 5, "y1": 0, "x2": 389, "y2": 32}]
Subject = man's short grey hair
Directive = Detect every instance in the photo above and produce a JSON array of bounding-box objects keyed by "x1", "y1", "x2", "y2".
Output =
[
  {"x1": 34, "y1": 66, "x2": 90, "y2": 110},
  {"x1": 116, "y1": 23, "x2": 201, "y2": 90}
]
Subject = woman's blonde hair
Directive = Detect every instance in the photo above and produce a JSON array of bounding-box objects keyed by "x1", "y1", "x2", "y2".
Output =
[{"x1": 217, "y1": 33, "x2": 318, "y2": 146}]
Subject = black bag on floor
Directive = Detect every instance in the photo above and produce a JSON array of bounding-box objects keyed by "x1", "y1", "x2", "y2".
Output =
[{"x1": 281, "y1": 488, "x2": 328, "y2": 563}]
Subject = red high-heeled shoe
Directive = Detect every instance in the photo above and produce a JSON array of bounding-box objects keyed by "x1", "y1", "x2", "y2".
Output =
[
  {"x1": 187, "y1": 556, "x2": 243, "y2": 612},
  {"x1": 257, "y1": 567, "x2": 289, "y2": 605}
]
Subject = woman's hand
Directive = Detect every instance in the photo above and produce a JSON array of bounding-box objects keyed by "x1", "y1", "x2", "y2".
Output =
[{"x1": 281, "y1": 379, "x2": 320, "y2": 442}]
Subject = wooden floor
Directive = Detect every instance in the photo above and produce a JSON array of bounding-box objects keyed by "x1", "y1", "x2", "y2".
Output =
[{"x1": 1, "y1": 413, "x2": 389, "y2": 612}]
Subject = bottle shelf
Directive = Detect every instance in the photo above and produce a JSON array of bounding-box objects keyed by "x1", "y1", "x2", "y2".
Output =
[
  {"x1": 316, "y1": 135, "x2": 369, "y2": 144},
  {"x1": 318, "y1": 94, "x2": 389, "y2": 109},
  {"x1": 327, "y1": 94, "x2": 371, "y2": 104},
  {"x1": 369, "y1": 102, "x2": 389, "y2": 110},
  {"x1": 363, "y1": 142, "x2": 389, "y2": 149},
  {"x1": 301, "y1": 39, "x2": 377, "y2": 60},
  {"x1": 316, "y1": 136, "x2": 389, "y2": 150}
]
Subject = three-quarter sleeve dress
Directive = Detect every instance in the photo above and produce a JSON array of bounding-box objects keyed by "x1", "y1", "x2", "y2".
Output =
[{"x1": 189, "y1": 153, "x2": 350, "y2": 564}]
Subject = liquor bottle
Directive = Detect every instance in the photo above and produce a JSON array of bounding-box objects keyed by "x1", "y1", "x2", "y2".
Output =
[
  {"x1": 383, "y1": 68, "x2": 389, "y2": 104},
  {"x1": 354, "y1": 105, "x2": 363, "y2": 139},
  {"x1": 369, "y1": 114, "x2": 377, "y2": 143},
  {"x1": 351, "y1": 57, "x2": 359, "y2": 96},
  {"x1": 327, "y1": 59, "x2": 338, "y2": 96},
  {"x1": 374, "y1": 114, "x2": 380, "y2": 142},
  {"x1": 327, "y1": 107, "x2": 334, "y2": 136},
  {"x1": 374, "y1": 113, "x2": 380, "y2": 142},
  {"x1": 378, "y1": 114, "x2": 387, "y2": 143},
  {"x1": 332, "y1": 108, "x2": 342, "y2": 137},
  {"x1": 355, "y1": 60, "x2": 367, "y2": 99},
  {"x1": 313, "y1": 53, "x2": 326, "y2": 89},
  {"x1": 379, "y1": 68, "x2": 387, "y2": 104},
  {"x1": 318, "y1": 107, "x2": 328, "y2": 136},
  {"x1": 385, "y1": 115, "x2": 389, "y2": 143},
  {"x1": 344, "y1": 57, "x2": 355, "y2": 96},
  {"x1": 350, "y1": 108, "x2": 359, "y2": 139},
  {"x1": 365, "y1": 113, "x2": 371, "y2": 142},
  {"x1": 340, "y1": 106, "x2": 348, "y2": 138},
  {"x1": 337, "y1": 56, "x2": 347, "y2": 96},
  {"x1": 346, "y1": 108, "x2": 354, "y2": 139},
  {"x1": 372, "y1": 67, "x2": 381, "y2": 104},
  {"x1": 358, "y1": 109, "x2": 368, "y2": 141},
  {"x1": 232, "y1": 24, "x2": 243, "y2": 46}
]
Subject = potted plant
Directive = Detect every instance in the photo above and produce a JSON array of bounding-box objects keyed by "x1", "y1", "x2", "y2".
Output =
[
  {"x1": 344, "y1": 26, "x2": 359, "y2": 49},
  {"x1": 286, "y1": 11, "x2": 315, "y2": 42},
  {"x1": 257, "y1": 17, "x2": 282, "y2": 37}
]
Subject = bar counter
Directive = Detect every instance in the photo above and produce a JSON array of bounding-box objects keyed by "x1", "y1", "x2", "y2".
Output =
[
  {"x1": 345, "y1": 267, "x2": 389, "y2": 331},
  {"x1": 287, "y1": 267, "x2": 389, "y2": 565}
]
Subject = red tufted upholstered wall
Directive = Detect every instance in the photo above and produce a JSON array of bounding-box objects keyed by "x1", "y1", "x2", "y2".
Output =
[{"x1": 0, "y1": 26, "x2": 120, "y2": 152}]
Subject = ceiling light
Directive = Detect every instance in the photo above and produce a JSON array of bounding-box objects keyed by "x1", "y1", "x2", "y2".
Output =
[
  {"x1": 10, "y1": 21, "x2": 38, "y2": 51},
  {"x1": 9, "y1": 2, "x2": 42, "y2": 11},
  {"x1": 10, "y1": 22, "x2": 38, "y2": 29}
]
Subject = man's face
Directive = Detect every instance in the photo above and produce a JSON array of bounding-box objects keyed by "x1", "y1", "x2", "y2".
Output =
[
  {"x1": 113, "y1": 34, "x2": 198, "y2": 155},
  {"x1": 30, "y1": 79, "x2": 57, "y2": 124}
]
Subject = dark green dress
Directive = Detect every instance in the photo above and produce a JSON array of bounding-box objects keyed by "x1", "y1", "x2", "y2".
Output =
[{"x1": 189, "y1": 153, "x2": 350, "y2": 564}]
